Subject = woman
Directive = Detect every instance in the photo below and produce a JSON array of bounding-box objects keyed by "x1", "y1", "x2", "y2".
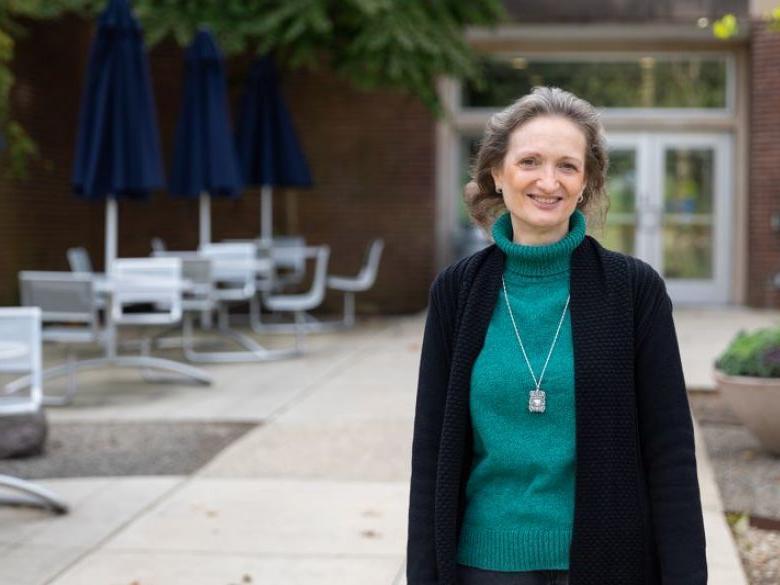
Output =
[{"x1": 406, "y1": 87, "x2": 707, "y2": 585}]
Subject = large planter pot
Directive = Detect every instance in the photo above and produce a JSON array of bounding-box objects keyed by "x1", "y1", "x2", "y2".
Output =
[{"x1": 713, "y1": 369, "x2": 780, "y2": 455}]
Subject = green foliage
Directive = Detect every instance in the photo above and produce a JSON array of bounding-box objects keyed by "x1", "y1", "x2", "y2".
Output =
[
  {"x1": 0, "y1": 0, "x2": 504, "y2": 177},
  {"x1": 131, "y1": 0, "x2": 505, "y2": 110},
  {"x1": 715, "y1": 326, "x2": 780, "y2": 378},
  {"x1": 712, "y1": 14, "x2": 738, "y2": 40}
]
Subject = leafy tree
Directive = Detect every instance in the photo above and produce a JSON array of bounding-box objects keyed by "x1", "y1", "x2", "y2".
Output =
[
  {"x1": 0, "y1": 0, "x2": 505, "y2": 176},
  {"x1": 710, "y1": 9, "x2": 780, "y2": 39}
]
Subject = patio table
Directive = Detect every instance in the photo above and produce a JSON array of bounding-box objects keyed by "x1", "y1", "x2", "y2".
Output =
[{"x1": 6, "y1": 274, "x2": 213, "y2": 394}]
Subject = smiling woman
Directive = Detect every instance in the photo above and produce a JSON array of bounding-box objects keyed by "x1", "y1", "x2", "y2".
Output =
[{"x1": 407, "y1": 87, "x2": 707, "y2": 585}]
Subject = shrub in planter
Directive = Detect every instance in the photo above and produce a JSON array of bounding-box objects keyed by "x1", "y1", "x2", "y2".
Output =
[
  {"x1": 715, "y1": 327, "x2": 780, "y2": 377},
  {"x1": 713, "y1": 326, "x2": 780, "y2": 455}
]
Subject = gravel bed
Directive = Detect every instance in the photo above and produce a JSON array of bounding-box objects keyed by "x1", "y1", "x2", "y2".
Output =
[
  {"x1": 0, "y1": 421, "x2": 258, "y2": 479},
  {"x1": 689, "y1": 392, "x2": 780, "y2": 585},
  {"x1": 728, "y1": 519, "x2": 780, "y2": 585}
]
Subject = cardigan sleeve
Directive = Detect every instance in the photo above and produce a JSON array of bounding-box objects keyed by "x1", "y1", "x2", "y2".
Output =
[
  {"x1": 406, "y1": 277, "x2": 453, "y2": 585},
  {"x1": 633, "y1": 261, "x2": 708, "y2": 585}
]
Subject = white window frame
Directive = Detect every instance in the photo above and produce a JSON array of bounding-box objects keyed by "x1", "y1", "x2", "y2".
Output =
[
  {"x1": 435, "y1": 47, "x2": 745, "y2": 304},
  {"x1": 454, "y1": 50, "x2": 737, "y2": 119}
]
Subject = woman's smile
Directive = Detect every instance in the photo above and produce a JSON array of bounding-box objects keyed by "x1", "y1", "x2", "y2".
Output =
[{"x1": 527, "y1": 193, "x2": 564, "y2": 208}]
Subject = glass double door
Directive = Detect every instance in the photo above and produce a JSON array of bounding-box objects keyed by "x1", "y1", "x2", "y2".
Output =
[{"x1": 601, "y1": 132, "x2": 732, "y2": 304}]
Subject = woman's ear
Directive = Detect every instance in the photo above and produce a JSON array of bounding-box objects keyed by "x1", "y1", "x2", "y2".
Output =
[{"x1": 491, "y1": 167, "x2": 503, "y2": 192}]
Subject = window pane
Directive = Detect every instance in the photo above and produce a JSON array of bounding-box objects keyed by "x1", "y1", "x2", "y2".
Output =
[
  {"x1": 600, "y1": 223, "x2": 636, "y2": 256},
  {"x1": 463, "y1": 56, "x2": 727, "y2": 109},
  {"x1": 663, "y1": 224, "x2": 713, "y2": 279},
  {"x1": 607, "y1": 149, "x2": 637, "y2": 214},
  {"x1": 664, "y1": 148, "x2": 714, "y2": 214},
  {"x1": 596, "y1": 148, "x2": 637, "y2": 255}
]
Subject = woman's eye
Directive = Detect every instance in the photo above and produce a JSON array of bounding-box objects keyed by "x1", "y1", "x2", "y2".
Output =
[
  {"x1": 561, "y1": 163, "x2": 577, "y2": 170},
  {"x1": 520, "y1": 159, "x2": 535, "y2": 166}
]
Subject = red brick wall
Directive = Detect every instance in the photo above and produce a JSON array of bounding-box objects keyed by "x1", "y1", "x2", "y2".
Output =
[
  {"x1": 749, "y1": 19, "x2": 780, "y2": 308},
  {"x1": 0, "y1": 16, "x2": 99, "y2": 303},
  {"x1": 0, "y1": 16, "x2": 436, "y2": 313}
]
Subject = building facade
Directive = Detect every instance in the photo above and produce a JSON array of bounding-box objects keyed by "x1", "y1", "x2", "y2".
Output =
[
  {"x1": 2, "y1": 1, "x2": 779, "y2": 312},
  {"x1": 437, "y1": 0, "x2": 766, "y2": 308}
]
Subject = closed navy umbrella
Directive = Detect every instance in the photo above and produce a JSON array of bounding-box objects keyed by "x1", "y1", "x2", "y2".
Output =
[
  {"x1": 71, "y1": 0, "x2": 163, "y2": 270},
  {"x1": 170, "y1": 28, "x2": 242, "y2": 247},
  {"x1": 236, "y1": 55, "x2": 312, "y2": 243}
]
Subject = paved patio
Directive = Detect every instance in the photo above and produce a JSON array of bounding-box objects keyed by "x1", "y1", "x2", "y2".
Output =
[{"x1": 1, "y1": 305, "x2": 775, "y2": 585}]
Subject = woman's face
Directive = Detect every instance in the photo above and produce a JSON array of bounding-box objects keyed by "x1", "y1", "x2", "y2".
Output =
[{"x1": 492, "y1": 115, "x2": 588, "y2": 245}]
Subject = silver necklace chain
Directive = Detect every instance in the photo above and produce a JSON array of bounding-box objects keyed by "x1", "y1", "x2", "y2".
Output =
[{"x1": 501, "y1": 275, "x2": 570, "y2": 394}]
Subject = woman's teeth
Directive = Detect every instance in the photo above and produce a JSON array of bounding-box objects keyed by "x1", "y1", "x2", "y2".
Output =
[{"x1": 529, "y1": 194, "x2": 561, "y2": 204}]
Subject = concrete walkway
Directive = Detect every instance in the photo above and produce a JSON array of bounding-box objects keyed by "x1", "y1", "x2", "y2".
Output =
[{"x1": 0, "y1": 307, "x2": 769, "y2": 584}]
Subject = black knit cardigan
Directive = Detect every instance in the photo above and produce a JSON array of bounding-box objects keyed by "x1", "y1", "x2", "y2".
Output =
[{"x1": 406, "y1": 235, "x2": 707, "y2": 585}]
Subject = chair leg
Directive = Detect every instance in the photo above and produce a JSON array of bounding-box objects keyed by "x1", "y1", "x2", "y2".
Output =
[
  {"x1": 42, "y1": 351, "x2": 78, "y2": 407},
  {"x1": 294, "y1": 311, "x2": 306, "y2": 352},
  {"x1": 182, "y1": 311, "x2": 195, "y2": 353},
  {"x1": 343, "y1": 292, "x2": 356, "y2": 329},
  {"x1": 200, "y1": 308, "x2": 213, "y2": 330},
  {"x1": 249, "y1": 295, "x2": 264, "y2": 334},
  {"x1": 0, "y1": 475, "x2": 68, "y2": 514},
  {"x1": 218, "y1": 304, "x2": 230, "y2": 330}
]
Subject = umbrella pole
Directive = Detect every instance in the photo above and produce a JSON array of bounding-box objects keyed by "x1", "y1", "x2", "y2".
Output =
[
  {"x1": 261, "y1": 185, "x2": 273, "y2": 245},
  {"x1": 199, "y1": 192, "x2": 211, "y2": 247},
  {"x1": 105, "y1": 196, "x2": 118, "y2": 271},
  {"x1": 105, "y1": 195, "x2": 118, "y2": 360}
]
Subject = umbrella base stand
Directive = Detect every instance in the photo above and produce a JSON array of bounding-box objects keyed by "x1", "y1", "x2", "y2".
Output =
[
  {"x1": 249, "y1": 298, "x2": 356, "y2": 335},
  {"x1": 247, "y1": 292, "x2": 358, "y2": 335},
  {"x1": 0, "y1": 475, "x2": 69, "y2": 515},
  {"x1": 148, "y1": 315, "x2": 302, "y2": 363},
  {"x1": 250, "y1": 311, "x2": 349, "y2": 334},
  {"x1": 182, "y1": 319, "x2": 302, "y2": 363},
  {"x1": 5, "y1": 355, "x2": 213, "y2": 405}
]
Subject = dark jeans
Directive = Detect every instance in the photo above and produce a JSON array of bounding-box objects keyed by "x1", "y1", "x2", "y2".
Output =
[{"x1": 457, "y1": 563, "x2": 569, "y2": 585}]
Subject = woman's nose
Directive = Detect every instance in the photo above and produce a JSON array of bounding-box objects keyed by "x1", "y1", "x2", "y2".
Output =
[{"x1": 535, "y1": 165, "x2": 560, "y2": 193}]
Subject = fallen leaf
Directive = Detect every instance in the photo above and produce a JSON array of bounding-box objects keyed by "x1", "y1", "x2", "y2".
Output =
[{"x1": 360, "y1": 529, "x2": 380, "y2": 538}]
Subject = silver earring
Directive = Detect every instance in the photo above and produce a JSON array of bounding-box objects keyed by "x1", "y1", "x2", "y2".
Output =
[
  {"x1": 577, "y1": 192, "x2": 584, "y2": 203},
  {"x1": 497, "y1": 187, "x2": 503, "y2": 194}
]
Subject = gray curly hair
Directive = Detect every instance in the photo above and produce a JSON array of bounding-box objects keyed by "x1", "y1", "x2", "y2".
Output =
[{"x1": 463, "y1": 86, "x2": 610, "y2": 233}]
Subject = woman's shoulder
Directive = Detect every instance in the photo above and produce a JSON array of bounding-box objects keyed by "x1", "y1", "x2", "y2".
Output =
[
  {"x1": 431, "y1": 244, "x2": 497, "y2": 293},
  {"x1": 585, "y1": 236, "x2": 667, "y2": 298},
  {"x1": 592, "y1": 240, "x2": 672, "y2": 340},
  {"x1": 427, "y1": 244, "x2": 499, "y2": 316}
]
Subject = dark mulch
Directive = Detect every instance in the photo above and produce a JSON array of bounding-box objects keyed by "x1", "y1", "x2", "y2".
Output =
[{"x1": 0, "y1": 421, "x2": 258, "y2": 479}]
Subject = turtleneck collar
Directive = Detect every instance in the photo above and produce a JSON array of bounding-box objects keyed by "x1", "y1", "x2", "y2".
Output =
[{"x1": 492, "y1": 208, "x2": 587, "y2": 277}]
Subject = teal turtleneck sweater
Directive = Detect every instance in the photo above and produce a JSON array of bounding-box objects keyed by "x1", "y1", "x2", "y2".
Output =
[{"x1": 456, "y1": 209, "x2": 587, "y2": 572}]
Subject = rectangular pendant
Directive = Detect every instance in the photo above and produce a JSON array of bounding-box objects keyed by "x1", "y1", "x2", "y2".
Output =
[{"x1": 528, "y1": 389, "x2": 546, "y2": 413}]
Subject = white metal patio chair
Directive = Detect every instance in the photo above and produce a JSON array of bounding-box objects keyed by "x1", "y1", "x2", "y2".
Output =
[
  {"x1": 253, "y1": 239, "x2": 383, "y2": 333},
  {"x1": 269, "y1": 235, "x2": 307, "y2": 291},
  {"x1": 150, "y1": 237, "x2": 166, "y2": 254},
  {"x1": 66, "y1": 246, "x2": 93, "y2": 274},
  {"x1": 145, "y1": 253, "x2": 287, "y2": 362},
  {"x1": 66, "y1": 246, "x2": 106, "y2": 310},
  {"x1": 192, "y1": 244, "x2": 299, "y2": 361},
  {"x1": 8, "y1": 259, "x2": 212, "y2": 392},
  {"x1": 0, "y1": 307, "x2": 69, "y2": 514},
  {"x1": 250, "y1": 245, "x2": 331, "y2": 351},
  {"x1": 224, "y1": 236, "x2": 305, "y2": 292},
  {"x1": 324, "y1": 238, "x2": 384, "y2": 330},
  {"x1": 19, "y1": 271, "x2": 107, "y2": 405}
]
